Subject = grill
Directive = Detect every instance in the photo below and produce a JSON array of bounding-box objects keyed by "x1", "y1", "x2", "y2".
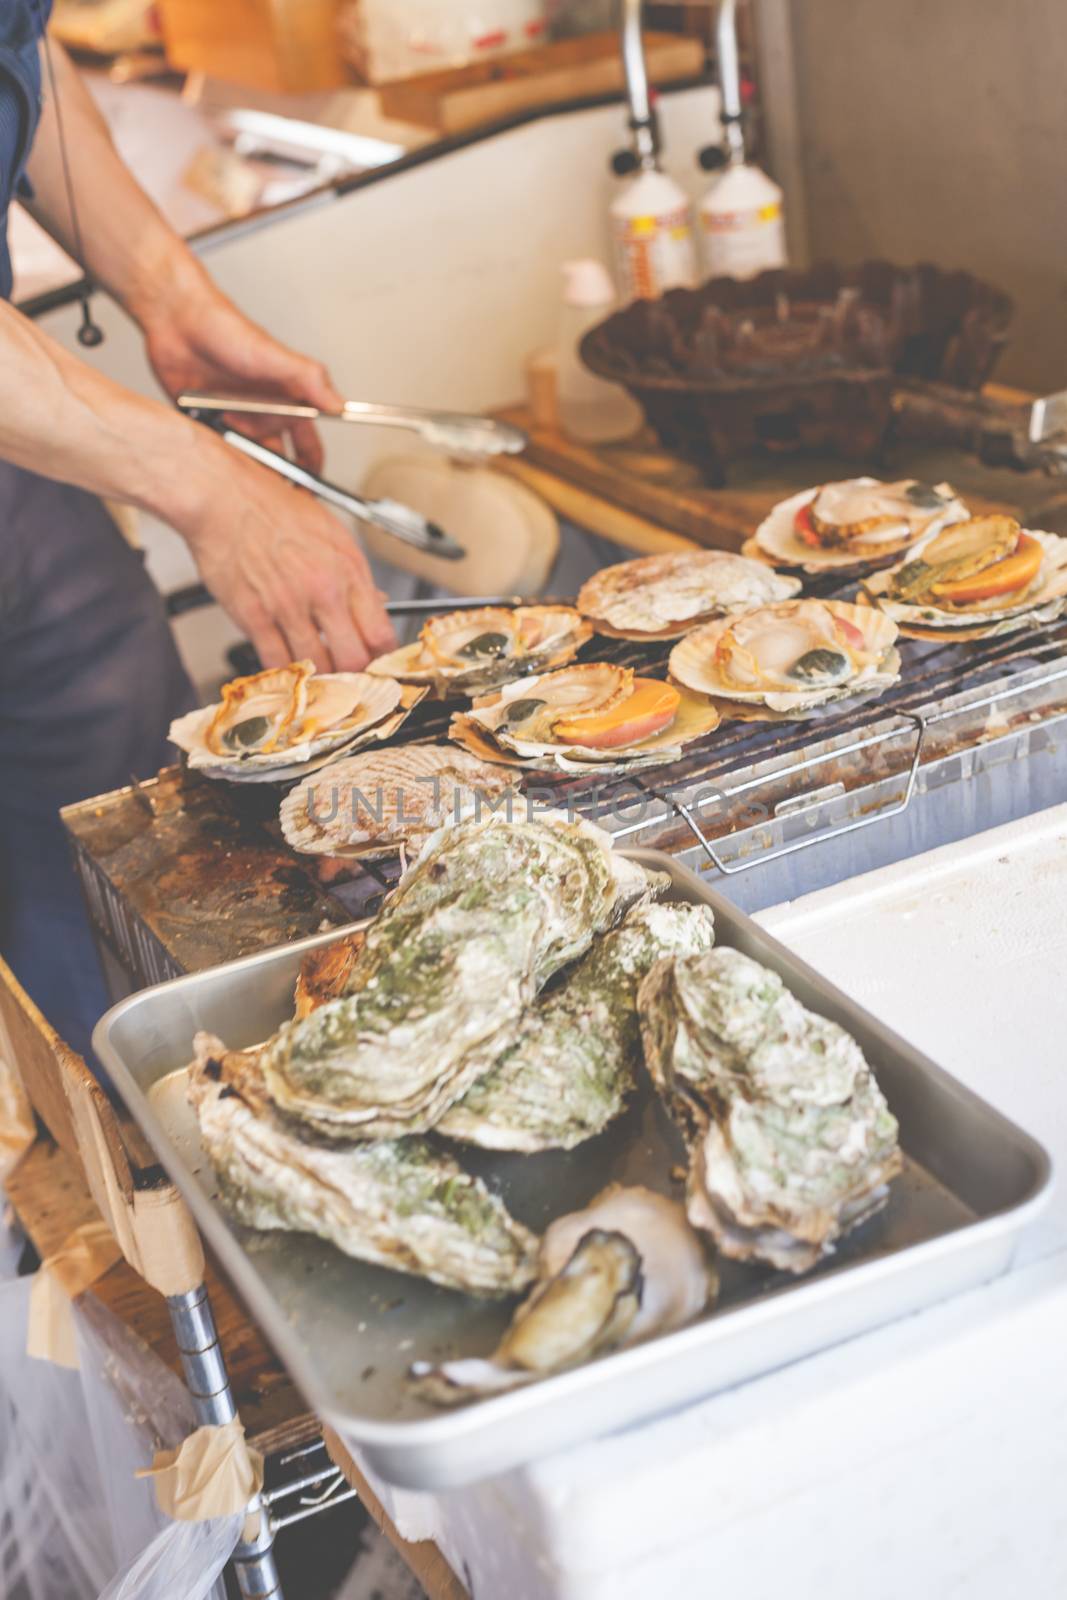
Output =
[{"x1": 323, "y1": 588, "x2": 1067, "y2": 920}]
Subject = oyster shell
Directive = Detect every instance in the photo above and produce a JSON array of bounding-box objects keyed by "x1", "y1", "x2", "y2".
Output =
[
  {"x1": 279, "y1": 744, "x2": 519, "y2": 861},
  {"x1": 578, "y1": 551, "x2": 801, "y2": 640},
  {"x1": 367, "y1": 605, "x2": 591, "y2": 698},
  {"x1": 413, "y1": 1185, "x2": 715, "y2": 1402},
  {"x1": 750, "y1": 478, "x2": 969, "y2": 574},
  {"x1": 639, "y1": 948, "x2": 902, "y2": 1273},
  {"x1": 169, "y1": 664, "x2": 409, "y2": 778},
  {"x1": 451, "y1": 665, "x2": 721, "y2": 772},
  {"x1": 189, "y1": 1037, "x2": 537, "y2": 1297},
  {"x1": 861, "y1": 525, "x2": 1067, "y2": 637},
  {"x1": 669, "y1": 600, "x2": 900, "y2": 715},
  {"x1": 260, "y1": 813, "x2": 649, "y2": 1140},
  {"x1": 437, "y1": 899, "x2": 716, "y2": 1152}
]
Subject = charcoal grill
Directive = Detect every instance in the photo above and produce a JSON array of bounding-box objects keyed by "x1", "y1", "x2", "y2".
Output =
[{"x1": 64, "y1": 580, "x2": 1067, "y2": 996}]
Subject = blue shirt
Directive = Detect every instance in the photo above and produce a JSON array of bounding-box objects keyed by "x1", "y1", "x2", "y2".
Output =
[{"x1": 0, "y1": 2, "x2": 51, "y2": 300}]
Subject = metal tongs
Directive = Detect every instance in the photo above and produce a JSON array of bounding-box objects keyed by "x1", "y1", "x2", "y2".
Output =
[{"x1": 177, "y1": 394, "x2": 525, "y2": 560}]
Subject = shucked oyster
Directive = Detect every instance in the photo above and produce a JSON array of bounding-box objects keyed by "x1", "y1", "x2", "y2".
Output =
[
  {"x1": 639, "y1": 949, "x2": 902, "y2": 1273},
  {"x1": 189, "y1": 1038, "x2": 537, "y2": 1297},
  {"x1": 437, "y1": 899, "x2": 716, "y2": 1152},
  {"x1": 367, "y1": 605, "x2": 591, "y2": 698},
  {"x1": 260, "y1": 813, "x2": 649, "y2": 1141},
  {"x1": 413, "y1": 1185, "x2": 715, "y2": 1402}
]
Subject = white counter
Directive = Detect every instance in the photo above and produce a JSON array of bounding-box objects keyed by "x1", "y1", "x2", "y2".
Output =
[{"x1": 360, "y1": 804, "x2": 1067, "y2": 1599}]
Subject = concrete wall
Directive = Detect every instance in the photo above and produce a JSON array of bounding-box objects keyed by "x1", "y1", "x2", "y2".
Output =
[{"x1": 773, "y1": 0, "x2": 1067, "y2": 392}]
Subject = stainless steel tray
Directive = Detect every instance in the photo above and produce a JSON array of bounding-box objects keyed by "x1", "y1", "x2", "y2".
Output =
[{"x1": 93, "y1": 851, "x2": 1053, "y2": 1490}]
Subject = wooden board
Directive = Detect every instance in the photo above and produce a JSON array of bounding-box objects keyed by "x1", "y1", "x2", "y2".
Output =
[
  {"x1": 6, "y1": 1137, "x2": 314, "y2": 1452},
  {"x1": 495, "y1": 405, "x2": 1035, "y2": 554},
  {"x1": 378, "y1": 31, "x2": 705, "y2": 134},
  {"x1": 324, "y1": 1427, "x2": 469, "y2": 1600}
]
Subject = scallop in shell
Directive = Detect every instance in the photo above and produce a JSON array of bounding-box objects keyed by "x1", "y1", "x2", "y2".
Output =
[
  {"x1": 749, "y1": 478, "x2": 969, "y2": 575},
  {"x1": 367, "y1": 605, "x2": 591, "y2": 697},
  {"x1": 170, "y1": 666, "x2": 407, "y2": 777},
  {"x1": 669, "y1": 600, "x2": 900, "y2": 715},
  {"x1": 412, "y1": 1186, "x2": 715, "y2": 1402},
  {"x1": 279, "y1": 743, "x2": 520, "y2": 861},
  {"x1": 451, "y1": 663, "x2": 721, "y2": 772},
  {"x1": 578, "y1": 550, "x2": 801, "y2": 640}
]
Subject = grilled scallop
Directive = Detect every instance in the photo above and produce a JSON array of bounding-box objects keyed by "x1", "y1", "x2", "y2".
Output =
[
  {"x1": 669, "y1": 600, "x2": 900, "y2": 716},
  {"x1": 169, "y1": 662, "x2": 409, "y2": 777},
  {"x1": 367, "y1": 605, "x2": 591, "y2": 698},
  {"x1": 577, "y1": 550, "x2": 800, "y2": 640},
  {"x1": 750, "y1": 477, "x2": 969, "y2": 574}
]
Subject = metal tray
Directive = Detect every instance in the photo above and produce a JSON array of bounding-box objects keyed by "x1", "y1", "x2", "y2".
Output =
[{"x1": 93, "y1": 851, "x2": 1053, "y2": 1490}]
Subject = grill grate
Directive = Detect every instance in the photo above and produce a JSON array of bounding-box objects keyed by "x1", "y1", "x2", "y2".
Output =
[{"x1": 383, "y1": 587, "x2": 1067, "y2": 814}]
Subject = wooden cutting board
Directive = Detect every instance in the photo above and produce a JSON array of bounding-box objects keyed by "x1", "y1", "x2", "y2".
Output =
[
  {"x1": 494, "y1": 404, "x2": 1029, "y2": 556},
  {"x1": 377, "y1": 31, "x2": 705, "y2": 135}
]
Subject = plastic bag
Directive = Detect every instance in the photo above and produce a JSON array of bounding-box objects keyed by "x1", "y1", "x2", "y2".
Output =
[{"x1": 0, "y1": 1258, "x2": 240, "y2": 1600}]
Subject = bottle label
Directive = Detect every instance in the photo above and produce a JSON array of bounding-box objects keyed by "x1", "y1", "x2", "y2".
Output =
[
  {"x1": 701, "y1": 205, "x2": 787, "y2": 280},
  {"x1": 613, "y1": 207, "x2": 697, "y2": 300}
]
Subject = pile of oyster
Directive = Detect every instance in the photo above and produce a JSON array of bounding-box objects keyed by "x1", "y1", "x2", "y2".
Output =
[
  {"x1": 169, "y1": 660, "x2": 421, "y2": 782},
  {"x1": 189, "y1": 815, "x2": 901, "y2": 1402}
]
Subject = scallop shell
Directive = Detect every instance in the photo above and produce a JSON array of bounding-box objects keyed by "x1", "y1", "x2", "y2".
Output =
[
  {"x1": 752, "y1": 479, "x2": 969, "y2": 574},
  {"x1": 452, "y1": 665, "x2": 721, "y2": 772},
  {"x1": 170, "y1": 671, "x2": 405, "y2": 777},
  {"x1": 279, "y1": 743, "x2": 519, "y2": 860},
  {"x1": 367, "y1": 605, "x2": 591, "y2": 697},
  {"x1": 861, "y1": 528, "x2": 1067, "y2": 633},
  {"x1": 577, "y1": 551, "x2": 800, "y2": 639},
  {"x1": 669, "y1": 600, "x2": 900, "y2": 713}
]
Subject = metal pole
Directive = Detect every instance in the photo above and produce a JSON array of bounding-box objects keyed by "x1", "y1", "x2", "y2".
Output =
[{"x1": 168, "y1": 1286, "x2": 284, "y2": 1600}]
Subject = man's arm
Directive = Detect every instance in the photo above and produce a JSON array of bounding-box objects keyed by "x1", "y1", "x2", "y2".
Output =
[
  {"x1": 0, "y1": 301, "x2": 394, "y2": 670},
  {"x1": 13, "y1": 43, "x2": 394, "y2": 669}
]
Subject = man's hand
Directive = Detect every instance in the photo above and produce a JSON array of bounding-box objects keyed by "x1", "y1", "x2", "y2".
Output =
[
  {"x1": 181, "y1": 437, "x2": 396, "y2": 674},
  {"x1": 143, "y1": 279, "x2": 341, "y2": 472}
]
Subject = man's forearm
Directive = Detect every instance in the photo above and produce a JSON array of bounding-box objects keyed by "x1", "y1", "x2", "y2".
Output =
[
  {"x1": 24, "y1": 42, "x2": 209, "y2": 326},
  {"x1": 0, "y1": 299, "x2": 224, "y2": 522}
]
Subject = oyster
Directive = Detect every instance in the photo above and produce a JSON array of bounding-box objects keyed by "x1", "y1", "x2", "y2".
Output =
[
  {"x1": 578, "y1": 550, "x2": 800, "y2": 640},
  {"x1": 413, "y1": 1185, "x2": 715, "y2": 1402},
  {"x1": 669, "y1": 600, "x2": 900, "y2": 716},
  {"x1": 861, "y1": 521, "x2": 1067, "y2": 638},
  {"x1": 279, "y1": 744, "x2": 520, "y2": 862},
  {"x1": 367, "y1": 605, "x2": 591, "y2": 698},
  {"x1": 639, "y1": 948, "x2": 902, "y2": 1273},
  {"x1": 260, "y1": 813, "x2": 649, "y2": 1140},
  {"x1": 451, "y1": 663, "x2": 721, "y2": 773},
  {"x1": 438, "y1": 899, "x2": 716, "y2": 1152},
  {"x1": 293, "y1": 931, "x2": 365, "y2": 1021},
  {"x1": 189, "y1": 1038, "x2": 537, "y2": 1297},
  {"x1": 749, "y1": 477, "x2": 969, "y2": 574},
  {"x1": 169, "y1": 662, "x2": 413, "y2": 780}
]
